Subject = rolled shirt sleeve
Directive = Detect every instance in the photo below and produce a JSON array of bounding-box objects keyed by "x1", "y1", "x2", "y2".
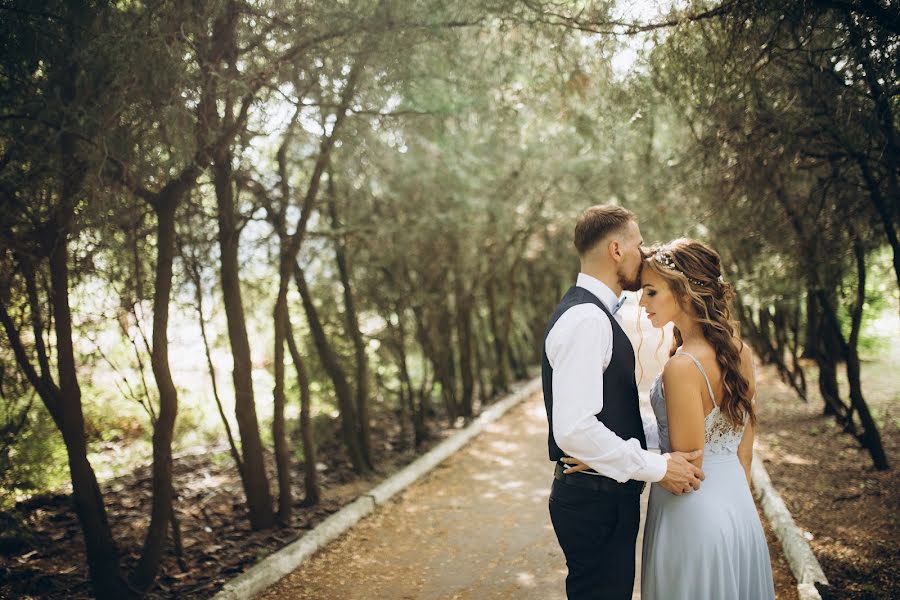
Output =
[{"x1": 547, "y1": 304, "x2": 668, "y2": 483}]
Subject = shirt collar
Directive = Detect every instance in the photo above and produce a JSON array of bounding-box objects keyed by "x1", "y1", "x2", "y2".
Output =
[{"x1": 576, "y1": 273, "x2": 623, "y2": 314}]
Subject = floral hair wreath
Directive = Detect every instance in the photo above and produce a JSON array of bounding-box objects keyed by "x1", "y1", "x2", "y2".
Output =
[{"x1": 653, "y1": 251, "x2": 725, "y2": 288}]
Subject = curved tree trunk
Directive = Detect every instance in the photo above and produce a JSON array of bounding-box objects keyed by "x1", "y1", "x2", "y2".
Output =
[
  {"x1": 131, "y1": 195, "x2": 180, "y2": 589},
  {"x1": 486, "y1": 280, "x2": 510, "y2": 394},
  {"x1": 327, "y1": 184, "x2": 373, "y2": 469},
  {"x1": 49, "y1": 198, "x2": 135, "y2": 599},
  {"x1": 814, "y1": 273, "x2": 889, "y2": 471},
  {"x1": 284, "y1": 311, "x2": 320, "y2": 506},
  {"x1": 213, "y1": 155, "x2": 275, "y2": 530},
  {"x1": 844, "y1": 241, "x2": 889, "y2": 469},
  {"x1": 293, "y1": 261, "x2": 369, "y2": 473},
  {"x1": 454, "y1": 277, "x2": 475, "y2": 419},
  {"x1": 272, "y1": 253, "x2": 293, "y2": 523}
]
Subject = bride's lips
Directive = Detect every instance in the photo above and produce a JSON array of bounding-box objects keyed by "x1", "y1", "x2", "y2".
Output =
[{"x1": 646, "y1": 312, "x2": 656, "y2": 319}]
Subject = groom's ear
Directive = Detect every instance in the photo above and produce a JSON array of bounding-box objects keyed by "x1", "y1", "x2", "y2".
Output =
[{"x1": 606, "y1": 238, "x2": 620, "y2": 260}]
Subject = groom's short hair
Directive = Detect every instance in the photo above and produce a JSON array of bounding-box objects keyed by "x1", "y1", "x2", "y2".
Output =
[{"x1": 574, "y1": 204, "x2": 636, "y2": 255}]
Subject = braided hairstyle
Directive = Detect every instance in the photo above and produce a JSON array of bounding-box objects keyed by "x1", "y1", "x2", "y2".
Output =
[{"x1": 645, "y1": 238, "x2": 755, "y2": 428}]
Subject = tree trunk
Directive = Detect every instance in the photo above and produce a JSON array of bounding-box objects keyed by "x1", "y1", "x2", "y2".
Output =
[
  {"x1": 49, "y1": 197, "x2": 135, "y2": 598},
  {"x1": 788, "y1": 302, "x2": 807, "y2": 399},
  {"x1": 413, "y1": 304, "x2": 458, "y2": 424},
  {"x1": 284, "y1": 312, "x2": 320, "y2": 506},
  {"x1": 213, "y1": 155, "x2": 275, "y2": 530},
  {"x1": 814, "y1": 273, "x2": 889, "y2": 470},
  {"x1": 292, "y1": 261, "x2": 369, "y2": 473},
  {"x1": 272, "y1": 251, "x2": 293, "y2": 523},
  {"x1": 394, "y1": 315, "x2": 429, "y2": 446},
  {"x1": 131, "y1": 195, "x2": 180, "y2": 589},
  {"x1": 327, "y1": 185, "x2": 373, "y2": 469},
  {"x1": 454, "y1": 278, "x2": 475, "y2": 419},
  {"x1": 844, "y1": 241, "x2": 889, "y2": 469},
  {"x1": 182, "y1": 241, "x2": 244, "y2": 478},
  {"x1": 486, "y1": 280, "x2": 510, "y2": 394}
]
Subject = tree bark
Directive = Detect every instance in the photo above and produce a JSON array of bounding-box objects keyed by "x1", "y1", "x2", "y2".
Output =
[
  {"x1": 131, "y1": 194, "x2": 179, "y2": 589},
  {"x1": 814, "y1": 273, "x2": 889, "y2": 470},
  {"x1": 844, "y1": 241, "x2": 889, "y2": 469},
  {"x1": 327, "y1": 181, "x2": 374, "y2": 469},
  {"x1": 182, "y1": 240, "x2": 244, "y2": 478},
  {"x1": 49, "y1": 198, "x2": 135, "y2": 599},
  {"x1": 292, "y1": 261, "x2": 369, "y2": 473},
  {"x1": 486, "y1": 279, "x2": 510, "y2": 394},
  {"x1": 454, "y1": 275, "x2": 475, "y2": 419},
  {"x1": 213, "y1": 155, "x2": 275, "y2": 529},
  {"x1": 272, "y1": 249, "x2": 293, "y2": 523},
  {"x1": 284, "y1": 312, "x2": 320, "y2": 506}
]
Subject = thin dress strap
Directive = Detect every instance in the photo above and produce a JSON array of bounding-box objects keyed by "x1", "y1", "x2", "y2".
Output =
[{"x1": 675, "y1": 351, "x2": 717, "y2": 407}]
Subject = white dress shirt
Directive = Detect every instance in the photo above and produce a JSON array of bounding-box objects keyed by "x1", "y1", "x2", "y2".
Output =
[{"x1": 546, "y1": 273, "x2": 668, "y2": 483}]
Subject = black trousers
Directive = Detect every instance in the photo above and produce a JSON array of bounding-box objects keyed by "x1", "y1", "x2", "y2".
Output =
[{"x1": 549, "y1": 476, "x2": 642, "y2": 600}]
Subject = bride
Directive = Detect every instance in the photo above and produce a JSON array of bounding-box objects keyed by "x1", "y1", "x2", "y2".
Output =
[
  {"x1": 639, "y1": 238, "x2": 775, "y2": 599},
  {"x1": 567, "y1": 238, "x2": 776, "y2": 599}
]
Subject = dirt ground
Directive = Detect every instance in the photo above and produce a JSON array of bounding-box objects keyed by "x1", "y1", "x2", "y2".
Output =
[
  {"x1": 754, "y1": 362, "x2": 899, "y2": 600},
  {"x1": 0, "y1": 412, "x2": 456, "y2": 599}
]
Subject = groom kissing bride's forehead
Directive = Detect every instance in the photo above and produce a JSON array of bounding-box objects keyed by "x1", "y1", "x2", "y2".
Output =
[
  {"x1": 573, "y1": 205, "x2": 645, "y2": 293},
  {"x1": 542, "y1": 204, "x2": 775, "y2": 600}
]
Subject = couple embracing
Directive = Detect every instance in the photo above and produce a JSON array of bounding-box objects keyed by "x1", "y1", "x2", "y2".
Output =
[{"x1": 543, "y1": 205, "x2": 776, "y2": 599}]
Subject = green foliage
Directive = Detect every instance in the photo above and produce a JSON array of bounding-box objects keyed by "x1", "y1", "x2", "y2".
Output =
[{"x1": 0, "y1": 402, "x2": 69, "y2": 510}]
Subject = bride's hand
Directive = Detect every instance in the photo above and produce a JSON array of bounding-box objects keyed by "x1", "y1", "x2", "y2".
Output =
[{"x1": 561, "y1": 456, "x2": 591, "y2": 474}]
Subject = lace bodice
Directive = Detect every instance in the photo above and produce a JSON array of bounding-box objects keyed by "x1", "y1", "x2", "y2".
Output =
[{"x1": 649, "y1": 351, "x2": 751, "y2": 456}]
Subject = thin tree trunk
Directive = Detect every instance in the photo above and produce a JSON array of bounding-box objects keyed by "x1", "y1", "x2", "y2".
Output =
[
  {"x1": 49, "y1": 197, "x2": 135, "y2": 598},
  {"x1": 292, "y1": 261, "x2": 369, "y2": 473},
  {"x1": 413, "y1": 305, "x2": 458, "y2": 424},
  {"x1": 454, "y1": 278, "x2": 475, "y2": 419},
  {"x1": 844, "y1": 241, "x2": 889, "y2": 469},
  {"x1": 284, "y1": 312, "x2": 320, "y2": 506},
  {"x1": 486, "y1": 280, "x2": 510, "y2": 394},
  {"x1": 131, "y1": 196, "x2": 180, "y2": 589},
  {"x1": 182, "y1": 241, "x2": 244, "y2": 478},
  {"x1": 395, "y1": 315, "x2": 428, "y2": 446},
  {"x1": 327, "y1": 180, "x2": 373, "y2": 469},
  {"x1": 814, "y1": 274, "x2": 889, "y2": 470},
  {"x1": 272, "y1": 251, "x2": 293, "y2": 523},
  {"x1": 475, "y1": 309, "x2": 495, "y2": 403},
  {"x1": 213, "y1": 155, "x2": 275, "y2": 529},
  {"x1": 788, "y1": 302, "x2": 807, "y2": 399}
]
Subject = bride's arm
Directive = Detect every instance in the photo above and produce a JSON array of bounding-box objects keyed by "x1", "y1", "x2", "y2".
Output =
[
  {"x1": 662, "y1": 356, "x2": 706, "y2": 469},
  {"x1": 737, "y1": 422, "x2": 754, "y2": 485},
  {"x1": 737, "y1": 343, "x2": 758, "y2": 485}
]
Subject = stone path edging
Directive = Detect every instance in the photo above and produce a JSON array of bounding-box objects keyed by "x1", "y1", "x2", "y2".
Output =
[
  {"x1": 751, "y1": 453, "x2": 829, "y2": 600},
  {"x1": 211, "y1": 377, "x2": 543, "y2": 600}
]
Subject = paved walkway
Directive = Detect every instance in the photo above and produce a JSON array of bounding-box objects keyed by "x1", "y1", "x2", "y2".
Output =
[{"x1": 261, "y1": 303, "x2": 666, "y2": 600}]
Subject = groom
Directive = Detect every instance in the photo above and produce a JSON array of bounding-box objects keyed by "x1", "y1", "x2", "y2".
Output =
[{"x1": 543, "y1": 204, "x2": 704, "y2": 599}]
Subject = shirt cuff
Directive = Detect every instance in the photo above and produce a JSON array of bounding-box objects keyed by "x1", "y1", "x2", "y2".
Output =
[{"x1": 633, "y1": 451, "x2": 668, "y2": 483}]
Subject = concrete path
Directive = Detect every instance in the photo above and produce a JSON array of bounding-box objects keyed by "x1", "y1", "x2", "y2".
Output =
[{"x1": 261, "y1": 302, "x2": 663, "y2": 600}]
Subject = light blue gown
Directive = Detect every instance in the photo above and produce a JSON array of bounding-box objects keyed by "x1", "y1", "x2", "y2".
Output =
[{"x1": 641, "y1": 351, "x2": 776, "y2": 600}]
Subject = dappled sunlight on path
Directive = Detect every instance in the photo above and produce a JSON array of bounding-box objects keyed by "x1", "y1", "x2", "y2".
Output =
[{"x1": 261, "y1": 394, "x2": 581, "y2": 599}]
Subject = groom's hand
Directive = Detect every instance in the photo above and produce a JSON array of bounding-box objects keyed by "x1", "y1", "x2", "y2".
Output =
[
  {"x1": 561, "y1": 456, "x2": 591, "y2": 474},
  {"x1": 658, "y1": 449, "x2": 705, "y2": 495}
]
